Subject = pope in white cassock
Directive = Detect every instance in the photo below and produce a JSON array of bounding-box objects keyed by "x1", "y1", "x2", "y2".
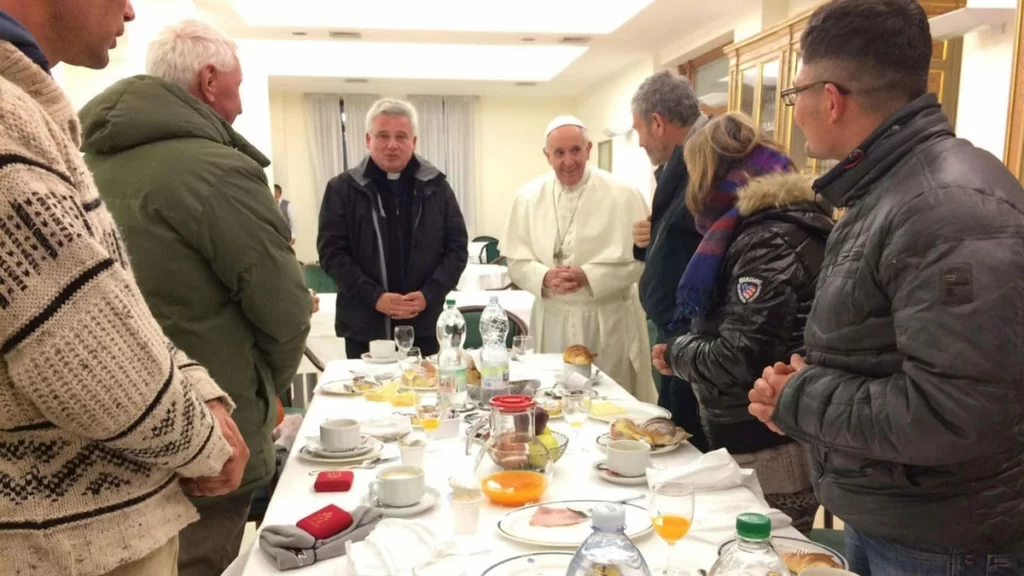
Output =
[{"x1": 503, "y1": 116, "x2": 656, "y2": 403}]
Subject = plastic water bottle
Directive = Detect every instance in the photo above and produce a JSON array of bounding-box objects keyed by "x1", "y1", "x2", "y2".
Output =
[
  {"x1": 566, "y1": 504, "x2": 651, "y2": 576},
  {"x1": 436, "y1": 300, "x2": 468, "y2": 406},
  {"x1": 479, "y1": 296, "x2": 509, "y2": 403},
  {"x1": 707, "y1": 513, "x2": 787, "y2": 576}
]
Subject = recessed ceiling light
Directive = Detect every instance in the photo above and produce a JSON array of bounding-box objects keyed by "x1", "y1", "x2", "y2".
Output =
[
  {"x1": 345, "y1": 78, "x2": 369, "y2": 83},
  {"x1": 515, "y1": 81, "x2": 538, "y2": 86},
  {"x1": 329, "y1": 31, "x2": 362, "y2": 39},
  {"x1": 521, "y1": 37, "x2": 536, "y2": 42},
  {"x1": 291, "y1": 31, "x2": 308, "y2": 36}
]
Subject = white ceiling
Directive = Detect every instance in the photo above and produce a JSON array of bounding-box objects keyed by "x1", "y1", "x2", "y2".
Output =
[{"x1": 171, "y1": 0, "x2": 745, "y2": 96}]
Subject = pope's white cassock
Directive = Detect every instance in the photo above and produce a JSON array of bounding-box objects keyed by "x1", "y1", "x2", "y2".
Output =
[{"x1": 503, "y1": 145, "x2": 656, "y2": 403}]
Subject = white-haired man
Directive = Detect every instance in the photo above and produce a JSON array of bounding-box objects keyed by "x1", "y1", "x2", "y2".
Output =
[
  {"x1": 79, "y1": 19, "x2": 312, "y2": 576},
  {"x1": 503, "y1": 116, "x2": 655, "y2": 402},
  {"x1": 0, "y1": 3, "x2": 245, "y2": 576},
  {"x1": 318, "y1": 98, "x2": 468, "y2": 358}
]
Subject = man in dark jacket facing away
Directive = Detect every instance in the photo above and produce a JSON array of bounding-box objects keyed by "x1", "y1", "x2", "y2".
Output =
[
  {"x1": 748, "y1": 0, "x2": 1024, "y2": 572},
  {"x1": 630, "y1": 71, "x2": 709, "y2": 452},
  {"x1": 319, "y1": 98, "x2": 468, "y2": 358},
  {"x1": 80, "y1": 20, "x2": 312, "y2": 576}
]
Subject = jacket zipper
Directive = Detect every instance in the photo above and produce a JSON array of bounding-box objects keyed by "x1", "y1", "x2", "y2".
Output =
[{"x1": 369, "y1": 192, "x2": 391, "y2": 338}]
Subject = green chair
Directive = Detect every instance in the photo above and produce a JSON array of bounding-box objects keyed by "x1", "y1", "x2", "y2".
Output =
[
  {"x1": 472, "y1": 235, "x2": 500, "y2": 264},
  {"x1": 459, "y1": 305, "x2": 528, "y2": 349},
  {"x1": 304, "y1": 263, "x2": 337, "y2": 293}
]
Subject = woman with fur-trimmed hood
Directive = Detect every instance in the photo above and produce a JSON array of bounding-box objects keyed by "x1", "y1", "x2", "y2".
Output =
[{"x1": 651, "y1": 112, "x2": 832, "y2": 532}]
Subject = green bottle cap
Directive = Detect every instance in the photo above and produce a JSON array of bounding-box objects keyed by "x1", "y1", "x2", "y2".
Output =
[
  {"x1": 445, "y1": 299, "x2": 456, "y2": 306},
  {"x1": 736, "y1": 512, "x2": 772, "y2": 541}
]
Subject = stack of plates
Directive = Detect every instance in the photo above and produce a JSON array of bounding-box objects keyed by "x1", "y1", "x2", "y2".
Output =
[{"x1": 297, "y1": 435, "x2": 383, "y2": 464}]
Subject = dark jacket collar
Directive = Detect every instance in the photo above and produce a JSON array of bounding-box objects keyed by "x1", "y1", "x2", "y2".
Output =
[
  {"x1": 350, "y1": 153, "x2": 443, "y2": 189},
  {"x1": 0, "y1": 12, "x2": 48, "y2": 71},
  {"x1": 814, "y1": 93, "x2": 954, "y2": 208}
]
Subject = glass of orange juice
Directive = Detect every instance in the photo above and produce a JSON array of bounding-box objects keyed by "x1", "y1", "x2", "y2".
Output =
[
  {"x1": 415, "y1": 391, "x2": 442, "y2": 453},
  {"x1": 649, "y1": 482, "x2": 695, "y2": 576}
]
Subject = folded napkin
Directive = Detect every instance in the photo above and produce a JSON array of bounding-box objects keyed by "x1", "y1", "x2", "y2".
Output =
[
  {"x1": 259, "y1": 506, "x2": 383, "y2": 570},
  {"x1": 346, "y1": 519, "x2": 488, "y2": 576},
  {"x1": 273, "y1": 414, "x2": 303, "y2": 452},
  {"x1": 646, "y1": 449, "x2": 793, "y2": 545}
]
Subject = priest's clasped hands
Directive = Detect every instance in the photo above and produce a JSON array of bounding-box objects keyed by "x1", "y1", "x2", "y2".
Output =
[
  {"x1": 543, "y1": 266, "x2": 589, "y2": 295},
  {"x1": 375, "y1": 291, "x2": 427, "y2": 320}
]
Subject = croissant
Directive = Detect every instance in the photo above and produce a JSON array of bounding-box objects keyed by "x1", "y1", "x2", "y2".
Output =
[
  {"x1": 563, "y1": 344, "x2": 595, "y2": 365},
  {"x1": 782, "y1": 552, "x2": 840, "y2": 572}
]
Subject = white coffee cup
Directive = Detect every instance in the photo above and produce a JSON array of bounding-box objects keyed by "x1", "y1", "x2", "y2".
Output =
[
  {"x1": 399, "y1": 437, "x2": 426, "y2": 467},
  {"x1": 320, "y1": 418, "x2": 360, "y2": 452},
  {"x1": 606, "y1": 439, "x2": 651, "y2": 477},
  {"x1": 369, "y1": 339, "x2": 397, "y2": 360},
  {"x1": 370, "y1": 465, "x2": 425, "y2": 507}
]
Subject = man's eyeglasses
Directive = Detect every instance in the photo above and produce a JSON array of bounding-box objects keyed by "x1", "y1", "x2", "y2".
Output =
[{"x1": 780, "y1": 81, "x2": 851, "y2": 106}]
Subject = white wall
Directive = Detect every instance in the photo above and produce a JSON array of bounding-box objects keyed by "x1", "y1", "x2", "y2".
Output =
[
  {"x1": 955, "y1": 23, "x2": 1016, "y2": 158},
  {"x1": 787, "y1": 0, "x2": 826, "y2": 18},
  {"x1": 576, "y1": 57, "x2": 658, "y2": 202},
  {"x1": 475, "y1": 96, "x2": 578, "y2": 239},
  {"x1": 269, "y1": 92, "x2": 318, "y2": 262}
]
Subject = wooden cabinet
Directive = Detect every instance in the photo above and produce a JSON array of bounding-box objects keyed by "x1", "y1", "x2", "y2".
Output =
[
  {"x1": 1006, "y1": 0, "x2": 1024, "y2": 179},
  {"x1": 723, "y1": 0, "x2": 965, "y2": 176}
]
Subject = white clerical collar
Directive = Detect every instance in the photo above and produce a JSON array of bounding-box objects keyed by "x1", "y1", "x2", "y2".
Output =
[
  {"x1": 386, "y1": 172, "x2": 401, "y2": 180},
  {"x1": 557, "y1": 165, "x2": 591, "y2": 193}
]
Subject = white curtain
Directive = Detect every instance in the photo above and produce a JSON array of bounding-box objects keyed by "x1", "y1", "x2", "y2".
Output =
[
  {"x1": 407, "y1": 95, "x2": 477, "y2": 234},
  {"x1": 304, "y1": 95, "x2": 345, "y2": 210},
  {"x1": 341, "y1": 95, "x2": 379, "y2": 170}
]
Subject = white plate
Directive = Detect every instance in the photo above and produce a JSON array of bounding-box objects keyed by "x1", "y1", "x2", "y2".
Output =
[
  {"x1": 361, "y1": 352, "x2": 398, "y2": 365},
  {"x1": 481, "y1": 552, "x2": 574, "y2": 575},
  {"x1": 368, "y1": 486, "x2": 440, "y2": 518},
  {"x1": 588, "y1": 401, "x2": 672, "y2": 424},
  {"x1": 717, "y1": 536, "x2": 848, "y2": 569},
  {"x1": 318, "y1": 379, "x2": 382, "y2": 396},
  {"x1": 594, "y1": 433, "x2": 685, "y2": 455},
  {"x1": 592, "y1": 461, "x2": 648, "y2": 486},
  {"x1": 303, "y1": 435, "x2": 374, "y2": 458},
  {"x1": 496, "y1": 500, "x2": 652, "y2": 548},
  {"x1": 296, "y1": 439, "x2": 383, "y2": 464}
]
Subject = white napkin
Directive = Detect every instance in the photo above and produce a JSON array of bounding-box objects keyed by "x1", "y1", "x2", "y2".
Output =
[
  {"x1": 360, "y1": 415, "x2": 413, "y2": 441},
  {"x1": 646, "y1": 449, "x2": 793, "y2": 546},
  {"x1": 345, "y1": 519, "x2": 486, "y2": 575},
  {"x1": 564, "y1": 372, "x2": 590, "y2": 390}
]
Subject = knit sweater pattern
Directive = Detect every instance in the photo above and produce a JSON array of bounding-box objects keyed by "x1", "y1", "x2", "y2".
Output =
[{"x1": 0, "y1": 43, "x2": 233, "y2": 576}]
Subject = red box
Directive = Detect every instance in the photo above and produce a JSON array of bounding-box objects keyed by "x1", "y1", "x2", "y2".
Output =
[
  {"x1": 313, "y1": 470, "x2": 354, "y2": 493},
  {"x1": 296, "y1": 504, "x2": 353, "y2": 540}
]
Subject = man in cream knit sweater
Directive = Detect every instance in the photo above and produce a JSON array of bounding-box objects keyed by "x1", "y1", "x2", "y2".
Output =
[{"x1": 0, "y1": 2, "x2": 248, "y2": 575}]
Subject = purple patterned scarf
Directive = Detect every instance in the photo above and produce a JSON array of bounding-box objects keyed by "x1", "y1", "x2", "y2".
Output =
[{"x1": 671, "y1": 146, "x2": 794, "y2": 327}]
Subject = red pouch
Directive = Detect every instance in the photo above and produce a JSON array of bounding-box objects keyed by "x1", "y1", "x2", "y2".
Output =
[
  {"x1": 313, "y1": 470, "x2": 354, "y2": 493},
  {"x1": 296, "y1": 504, "x2": 353, "y2": 540}
]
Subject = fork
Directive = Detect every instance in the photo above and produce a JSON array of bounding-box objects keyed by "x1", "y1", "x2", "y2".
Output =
[{"x1": 307, "y1": 456, "x2": 398, "y2": 475}]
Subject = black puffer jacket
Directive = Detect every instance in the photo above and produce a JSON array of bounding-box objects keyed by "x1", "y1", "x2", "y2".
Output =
[
  {"x1": 667, "y1": 172, "x2": 832, "y2": 454},
  {"x1": 317, "y1": 154, "x2": 468, "y2": 343},
  {"x1": 773, "y1": 94, "x2": 1024, "y2": 552}
]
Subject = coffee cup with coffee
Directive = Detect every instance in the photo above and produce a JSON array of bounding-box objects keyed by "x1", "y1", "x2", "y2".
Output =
[
  {"x1": 605, "y1": 439, "x2": 651, "y2": 477},
  {"x1": 320, "y1": 418, "x2": 361, "y2": 452},
  {"x1": 369, "y1": 340, "x2": 397, "y2": 360},
  {"x1": 370, "y1": 465, "x2": 425, "y2": 508}
]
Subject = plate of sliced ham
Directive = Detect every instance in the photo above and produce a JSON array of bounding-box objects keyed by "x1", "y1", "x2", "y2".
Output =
[{"x1": 496, "y1": 500, "x2": 652, "y2": 548}]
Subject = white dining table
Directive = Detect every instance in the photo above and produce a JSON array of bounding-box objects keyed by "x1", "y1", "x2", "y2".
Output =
[
  {"x1": 236, "y1": 355, "x2": 805, "y2": 575},
  {"x1": 457, "y1": 264, "x2": 512, "y2": 291}
]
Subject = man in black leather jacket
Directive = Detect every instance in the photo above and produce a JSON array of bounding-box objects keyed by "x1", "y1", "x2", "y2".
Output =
[
  {"x1": 748, "y1": 0, "x2": 1024, "y2": 571},
  {"x1": 630, "y1": 71, "x2": 709, "y2": 451}
]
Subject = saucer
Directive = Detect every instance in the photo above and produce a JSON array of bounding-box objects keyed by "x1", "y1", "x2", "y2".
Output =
[
  {"x1": 369, "y1": 486, "x2": 440, "y2": 518},
  {"x1": 297, "y1": 438, "x2": 382, "y2": 464},
  {"x1": 305, "y1": 434, "x2": 374, "y2": 458},
  {"x1": 593, "y1": 461, "x2": 648, "y2": 486},
  {"x1": 362, "y1": 352, "x2": 398, "y2": 365}
]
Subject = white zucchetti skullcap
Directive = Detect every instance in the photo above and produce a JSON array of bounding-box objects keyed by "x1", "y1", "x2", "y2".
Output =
[{"x1": 545, "y1": 115, "x2": 587, "y2": 137}]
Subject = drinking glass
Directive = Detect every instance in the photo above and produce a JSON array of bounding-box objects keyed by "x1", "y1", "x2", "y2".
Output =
[
  {"x1": 562, "y1": 389, "x2": 591, "y2": 457},
  {"x1": 648, "y1": 482, "x2": 696, "y2": 576},
  {"x1": 394, "y1": 326, "x2": 415, "y2": 355},
  {"x1": 415, "y1": 391, "x2": 442, "y2": 454},
  {"x1": 402, "y1": 347, "x2": 423, "y2": 388},
  {"x1": 511, "y1": 335, "x2": 533, "y2": 361}
]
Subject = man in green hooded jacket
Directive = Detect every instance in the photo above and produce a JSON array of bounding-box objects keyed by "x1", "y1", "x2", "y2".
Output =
[{"x1": 79, "y1": 19, "x2": 312, "y2": 576}]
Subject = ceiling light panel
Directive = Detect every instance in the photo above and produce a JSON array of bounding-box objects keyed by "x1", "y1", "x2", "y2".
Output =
[
  {"x1": 243, "y1": 40, "x2": 587, "y2": 82},
  {"x1": 228, "y1": 0, "x2": 655, "y2": 35}
]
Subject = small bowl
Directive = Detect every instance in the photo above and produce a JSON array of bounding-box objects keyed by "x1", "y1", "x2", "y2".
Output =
[
  {"x1": 509, "y1": 379, "x2": 541, "y2": 395},
  {"x1": 539, "y1": 430, "x2": 569, "y2": 463}
]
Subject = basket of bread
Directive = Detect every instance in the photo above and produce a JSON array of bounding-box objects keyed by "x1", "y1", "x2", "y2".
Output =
[{"x1": 563, "y1": 344, "x2": 595, "y2": 379}]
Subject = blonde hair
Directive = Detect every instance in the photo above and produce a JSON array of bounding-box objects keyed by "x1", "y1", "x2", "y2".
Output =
[
  {"x1": 146, "y1": 20, "x2": 239, "y2": 90},
  {"x1": 683, "y1": 112, "x2": 786, "y2": 215}
]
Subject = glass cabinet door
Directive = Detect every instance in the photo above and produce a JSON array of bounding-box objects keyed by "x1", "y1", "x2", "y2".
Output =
[
  {"x1": 739, "y1": 66, "x2": 757, "y2": 117},
  {"x1": 758, "y1": 60, "x2": 780, "y2": 141}
]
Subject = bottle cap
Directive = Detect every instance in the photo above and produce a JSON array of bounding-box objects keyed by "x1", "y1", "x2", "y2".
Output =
[
  {"x1": 488, "y1": 395, "x2": 534, "y2": 413},
  {"x1": 736, "y1": 512, "x2": 772, "y2": 541},
  {"x1": 445, "y1": 299, "x2": 456, "y2": 306},
  {"x1": 591, "y1": 504, "x2": 625, "y2": 531}
]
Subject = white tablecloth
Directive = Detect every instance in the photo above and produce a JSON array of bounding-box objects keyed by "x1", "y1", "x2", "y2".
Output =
[
  {"x1": 307, "y1": 290, "x2": 535, "y2": 363},
  {"x1": 236, "y1": 355, "x2": 803, "y2": 575},
  {"x1": 457, "y1": 264, "x2": 512, "y2": 291}
]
